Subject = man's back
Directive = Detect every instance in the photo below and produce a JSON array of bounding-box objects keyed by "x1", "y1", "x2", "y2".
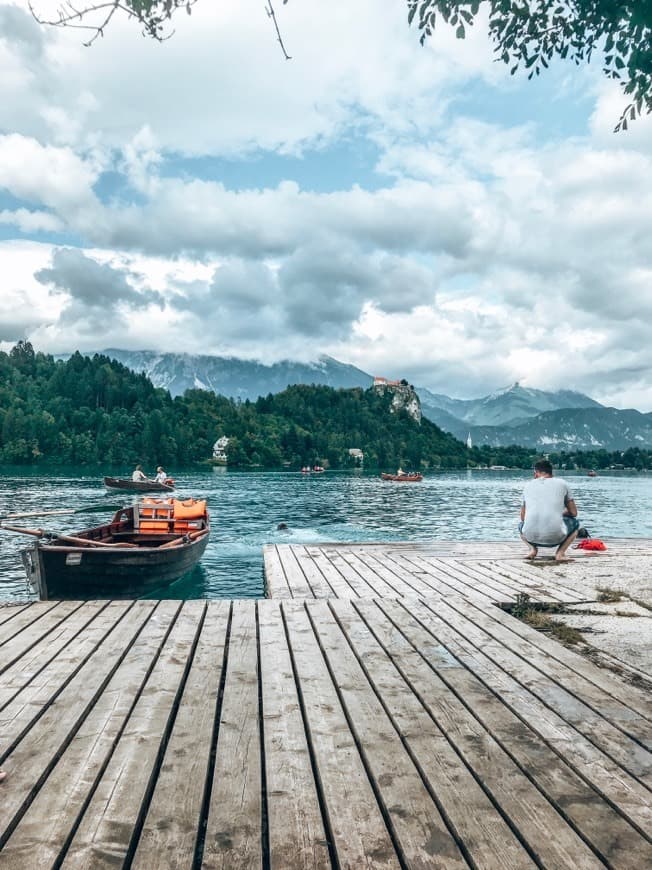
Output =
[{"x1": 521, "y1": 477, "x2": 572, "y2": 545}]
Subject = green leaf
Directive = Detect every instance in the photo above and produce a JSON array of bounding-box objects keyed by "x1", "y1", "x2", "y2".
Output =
[{"x1": 456, "y1": 23, "x2": 465, "y2": 39}]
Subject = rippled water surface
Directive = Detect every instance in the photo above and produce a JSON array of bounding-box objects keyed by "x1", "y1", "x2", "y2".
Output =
[{"x1": 1, "y1": 467, "x2": 650, "y2": 601}]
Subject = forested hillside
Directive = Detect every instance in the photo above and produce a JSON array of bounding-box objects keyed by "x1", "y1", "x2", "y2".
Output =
[
  {"x1": 2, "y1": 343, "x2": 650, "y2": 471},
  {"x1": 0, "y1": 342, "x2": 468, "y2": 469}
]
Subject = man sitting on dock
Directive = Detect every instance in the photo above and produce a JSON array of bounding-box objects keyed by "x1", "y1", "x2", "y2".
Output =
[{"x1": 519, "y1": 459, "x2": 580, "y2": 562}]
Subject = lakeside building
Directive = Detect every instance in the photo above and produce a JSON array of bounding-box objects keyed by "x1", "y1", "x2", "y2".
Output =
[{"x1": 213, "y1": 436, "x2": 230, "y2": 464}]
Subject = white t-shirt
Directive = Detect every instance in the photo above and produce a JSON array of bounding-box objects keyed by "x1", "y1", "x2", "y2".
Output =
[{"x1": 521, "y1": 477, "x2": 573, "y2": 545}]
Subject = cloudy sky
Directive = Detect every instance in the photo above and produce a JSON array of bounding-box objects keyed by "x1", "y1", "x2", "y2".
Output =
[{"x1": 1, "y1": 1, "x2": 651, "y2": 409}]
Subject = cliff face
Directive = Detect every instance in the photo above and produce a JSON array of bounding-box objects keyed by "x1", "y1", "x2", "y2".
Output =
[{"x1": 373, "y1": 381, "x2": 422, "y2": 423}]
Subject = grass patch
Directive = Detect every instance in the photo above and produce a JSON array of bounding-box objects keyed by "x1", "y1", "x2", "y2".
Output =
[
  {"x1": 521, "y1": 612, "x2": 585, "y2": 645},
  {"x1": 506, "y1": 592, "x2": 585, "y2": 645},
  {"x1": 507, "y1": 592, "x2": 565, "y2": 617},
  {"x1": 596, "y1": 587, "x2": 624, "y2": 603}
]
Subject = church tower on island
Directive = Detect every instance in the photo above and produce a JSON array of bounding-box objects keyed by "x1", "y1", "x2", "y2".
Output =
[{"x1": 466, "y1": 432, "x2": 473, "y2": 449}]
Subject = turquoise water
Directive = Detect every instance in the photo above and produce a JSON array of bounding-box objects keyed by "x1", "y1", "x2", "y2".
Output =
[{"x1": 1, "y1": 467, "x2": 650, "y2": 601}]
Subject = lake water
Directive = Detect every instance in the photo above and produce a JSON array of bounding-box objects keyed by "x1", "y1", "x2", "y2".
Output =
[{"x1": 1, "y1": 467, "x2": 650, "y2": 602}]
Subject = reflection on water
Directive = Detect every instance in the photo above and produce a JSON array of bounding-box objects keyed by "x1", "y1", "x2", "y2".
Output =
[{"x1": 1, "y1": 467, "x2": 650, "y2": 601}]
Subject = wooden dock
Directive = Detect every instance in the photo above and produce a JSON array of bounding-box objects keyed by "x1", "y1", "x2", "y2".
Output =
[{"x1": 0, "y1": 541, "x2": 650, "y2": 867}]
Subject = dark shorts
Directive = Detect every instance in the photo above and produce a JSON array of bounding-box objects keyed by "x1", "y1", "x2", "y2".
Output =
[{"x1": 519, "y1": 516, "x2": 580, "y2": 547}]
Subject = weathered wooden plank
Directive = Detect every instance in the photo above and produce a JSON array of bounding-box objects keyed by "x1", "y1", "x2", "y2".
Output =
[
  {"x1": 0, "y1": 602, "x2": 81, "y2": 670},
  {"x1": 502, "y1": 556, "x2": 607, "y2": 594},
  {"x1": 0, "y1": 601, "x2": 178, "y2": 867},
  {"x1": 352, "y1": 549, "x2": 454, "y2": 600},
  {"x1": 335, "y1": 550, "x2": 427, "y2": 598},
  {"x1": 462, "y1": 559, "x2": 582, "y2": 602},
  {"x1": 0, "y1": 601, "x2": 145, "y2": 752},
  {"x1": 373, "y1": 598, "x2": 652, "y2": 866},
  {"x1": 428, "y1": 596, "x2": 652, "y2": 781},
  {"x1": 202, "y1": 600, "x2": 262, "y2": 870},
  {"x1": 394, "y1": 541, "x2": 522, "y2": 559},
  {"x1": 276, "y1": 545, "x2": 317, "y2": 598},
  {"x1": 258, "y1": 600, "x2": 331, "y2": 869},
  {"x1": 382, "y1": 550, "x2": 499, "y2": 603},
  {"x1": 298, "y1": 546, "x2": 356, "y2": 599},
  {"x1": 131, "y1": 602, "x2": 230, "y2": 870},
  {"x1": 403, "y1": 554, "x2": 535, "y2": 604},
  {"x1": 60, "y1": 601, "x2": 203, "y2": 868},
  {"x1": 0, "y1": 600, "x2": 111, "y2": 711},
  {"x1": 440, "y1": 558, "x2": 568, "y2": 602},
  {"x1": 0, "y1": 602, "x2": 32, "y2": 627},
  {"x1": 282, "y1": 600, "x2": 400, "y2": 868},
  {"x1": 314, "y1": 547, "x2": 396, "y2": 598},
  {"x1": 0, "y1": 601, "x2": 165, "y2": 843},
  {"x1": 0, "y1": 602, "x2": 60, "y2": 644},
  {"x1": 263, "y1": 544, "x2": 292, "y2": 598},
  {"x1": 292, "y1": 546, "x2": 342, "y2": 598},
  {"x1": 439, "y1": 558, "x2": 543, "y2": 599},
  {"x1": 411, "y1": 598, "x2": 652, "y2": 835},
  {"x1": 442, "y1": 593, "x2": 652, "y2": 748},
  {"x1": 331, "y1": 598, "x2": 548, "y2": 868},
  {"x1": 315, "y1": 598, "x2": 522, "y2": 868}
]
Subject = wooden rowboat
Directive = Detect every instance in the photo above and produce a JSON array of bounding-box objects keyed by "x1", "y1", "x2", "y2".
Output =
[
  {"x1": 381, "y1": 472, "x2": 423, "y2": 482},
  {"x1": 104, "y1": 476, "x2": 174, "y2": 493},
  {"x1": 19, "y1": 498, "x2": 209, "y2": 600}
]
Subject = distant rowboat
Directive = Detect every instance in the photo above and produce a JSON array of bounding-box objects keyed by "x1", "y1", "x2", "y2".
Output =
[
  {"x1": 104, "y1": 476, "x2": 174, "y2": 493},
  {"x1": 381, "y1": 472, "x2": 423, "y2": 482}
]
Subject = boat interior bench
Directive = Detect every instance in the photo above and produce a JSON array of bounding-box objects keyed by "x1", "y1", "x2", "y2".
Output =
[{"x1": 132, "y1": 499, "x2": 208, "y2": 537}]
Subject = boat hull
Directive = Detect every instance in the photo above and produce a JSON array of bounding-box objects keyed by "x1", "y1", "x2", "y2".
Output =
[
  {"x1": 21, "y1": 501, "x2": 209, "y2": 600},
  {"x1": 23, "y1": 534, "x2": 209, "y2": 599},
  {"x1": 381, "y1": 473, "x2": 423, "y2": 482},
  {"x1": 103, "y1": 476, "x2": 174, "y2": 493}
]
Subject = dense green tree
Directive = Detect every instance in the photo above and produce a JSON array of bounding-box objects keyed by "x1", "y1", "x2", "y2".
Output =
[
  {"x1": 9, "y1": 340, "x2": 36, "y2": 375},
  {"x1": 1, "y1": 343, "x2": 651, "y2": 470}
]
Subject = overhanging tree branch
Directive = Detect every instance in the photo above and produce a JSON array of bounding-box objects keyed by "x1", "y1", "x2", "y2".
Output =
[
  {"x1": 408, "y1": 1, "x2": 652, "y2": 132},
  {"x1": 265, "y1": 1, "x2": 291, "y2": 60},
  {"x1": 29, "y1": 1, "x2": 652, "y2": 131},
  {"x1": 28, "y1": 1, "x2": 199, "y2": 44}
]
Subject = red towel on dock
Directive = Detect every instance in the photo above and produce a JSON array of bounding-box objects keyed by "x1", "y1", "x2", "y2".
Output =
[{"x1": 575, "y1": 539, "x2": 607, "y2": 551}]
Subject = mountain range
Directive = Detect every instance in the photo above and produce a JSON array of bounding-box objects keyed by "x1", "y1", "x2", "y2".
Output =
[
  {"x1": 92, "y1": 350, "x2": 652, "y2": 452},
  {"x1": 463, "y1": 406, "x2": 652, "y2": 451},
  {"x1": 98, "y1": 349, "x2": 373, "y2": 399}
]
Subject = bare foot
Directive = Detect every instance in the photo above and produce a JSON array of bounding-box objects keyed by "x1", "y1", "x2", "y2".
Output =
[
  {"x1": 0, "y1": 770, "x2": 7, "y2": 783},
  {"x1": 524, "y1": 548, "x2": 538, "y2": 560},
  {"x1": 554, "y1": 556, "x2": 574, "y2": 563}
]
